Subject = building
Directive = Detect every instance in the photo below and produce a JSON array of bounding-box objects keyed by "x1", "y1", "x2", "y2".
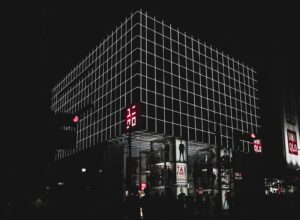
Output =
[{"x1": 51, "y1": 10, "x2": 260, "y2": 208}]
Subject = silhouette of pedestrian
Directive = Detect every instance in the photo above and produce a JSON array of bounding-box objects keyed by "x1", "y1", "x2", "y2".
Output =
[
  {"x1": 225, "y1": 191, "x2": 233, "y2": 215},
  {"x1": 152, "y1": 192, "x2": 163, "y2": 220},
  {"x1": 179, "y1": 140, "x2": 185, "y2": 162},
  {"x1": 166, "y1": 165, "x2": 172, "y2": 185},
  {"x1": 177, "y1": 188, "x2": 187, "y2": 219},
  {"x1": 125, "y1": 189, "x2": 140, "y2": 220},
  {"x1": 140, "y1": 188, "x2": 152, "y2": 220},
  {"x1": 162, "y1": 187, "x2": 180, "y2": 220},
  {"x1": 178, "y1": 187, "x2": 186, "y2": 204}
]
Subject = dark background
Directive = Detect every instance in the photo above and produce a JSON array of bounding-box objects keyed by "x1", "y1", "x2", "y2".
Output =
[{"x1": 5, "y1": 0, "x2": 300, "y2": 208}]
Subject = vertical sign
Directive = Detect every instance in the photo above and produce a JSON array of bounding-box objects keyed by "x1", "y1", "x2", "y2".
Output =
[
  {"x1": 175, "y1": 138, "x2": 188, "y2": 197},
  {"x1": 253, "y1": 139, "x2": 262, "y2": 153},
  {"x1": 287, "y1": 129, "x2": 298, "y2": 155},
  {"x1": 283, "y1": 96, "x2": 300, "y2": 169},
  {"x1": 176, "y1": 163, "x2": 187, "y2": 184},
  {"x1": 175, "y1": 138, "x2": 187, "y2": 162},
  {"x1": 125, "y1": 103, "x2": 140, "y2": 132}
]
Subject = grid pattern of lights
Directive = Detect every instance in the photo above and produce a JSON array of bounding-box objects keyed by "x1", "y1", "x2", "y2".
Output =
[
  {"x1": 51, "y1": 10, "x2": 260, "y2": 160},
  {"x1": 138, "y1": 11, "x2": 260, "y2": 153},
  {"x1": 52, "y1": 12, "x2": 141, "y2": 160}
]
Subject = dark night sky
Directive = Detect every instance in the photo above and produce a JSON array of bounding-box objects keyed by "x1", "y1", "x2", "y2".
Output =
[{"x1": 5, "y1": 0, "x2": 300, "y2": 197}]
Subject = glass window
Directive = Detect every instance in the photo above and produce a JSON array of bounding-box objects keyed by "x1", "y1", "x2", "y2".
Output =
[
  {"x1": 189, "y1": 116, "x2": 195, "y2": 127},
  {"x1": 157, "y1": 56, "x2": 164, "y2": 69},
  {"x1": 148, "y1": 118, "x2": 155, "y2": 132},
  {"x1": 157, "y1": 120, "x2": 164, "y2": 133},
  {"x1": 195, "y1": 106, "x2": 201, "y2": 118},
  {"x1": 156, "y1": 33, "x2": 163, "y2": 46},
  {"x1": 164, "y1": 36, "x2": 170, "y2": 49},
  {"x1": 172, "y1": 52, "x2": 178, "y2": 64},
  {"x1": 147, "y1": 53, "x2": 155, "y2": 67},
  {"x1": 165, "y1": 61, "x2": 171, "y2": 73},
  {"x1": 189, "y1": 129, "x2": 195, "y2": 141},
  {"x1": 174, "y1": 112, "x2": 180, "y2": 123},
  {"x1": 148, "y1": 79, "x2": 155, "y2": 92},
  {"x1": 148, "y1": 91, "x2": 155, "y2": 105},
  {"x1": 181, "y1": 102, "x2": 187, "y2": 114},
  {"x1": 173, "y1": 99, "x2": 180, "y2": 111},
  {"x1": 188, "y1": 82, "x2": 193, "y2": 92},
  {"x1": 203, "y1": 132, "x2": 209, "y2": 143},
  {"x1": 157, "y1": 94, "x2": 163, "y2": 107},
  {"x1": 174, "y1": 124, "x2": 180, "y2": 137},
  {"x1": 156, "y1": 81, "x2": 163, "y2": 94},
  {"x1": 165, "y1": 49, "x2": 171, "y2": 61},
  {"x1": 180, "y1": 90, "x2": 187, "y2": 102},
  {"x1": 182, "y1": 127, "x2": 188, "y2": 139},
  {"x1": 196, "y1": 129, "x2": 202, "y2": 142},
  {"x1": 166, "y1": 122, "x2": 172, "y2": 135},
  {"x1": 157, "y1": 107, "x2": 164, "y2": 120},
  {"x1": 195, "y1": 84, "x2": 200, "y2": 95},
  {"x1": 165, "y1": 73, "x2": 171, "y2": 84},
  {"x1": 165, "y1": 97, "x2": 172, "y2": 109},
  {"x1": 166, "y1": 110, "x2": 172, "y2": 122},
  {"x1": 173, "y1": 88, "x2": 179, "y2": 99},
  {"x1": 173, "y1": 77, "x2": 179, "y2": 87},
  {"x1": 147, "y1": 65, "x2": 155, "y2": 79},
  {"x1": 188, "y1": 93, "x2": 194, "y2": 104}
]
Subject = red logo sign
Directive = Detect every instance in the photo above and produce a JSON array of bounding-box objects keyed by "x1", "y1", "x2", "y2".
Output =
[
  {"x1": 287, "y1": 129, "x2": 298, "y2": 155},
  {"x1": 125, "y1": 103, "x2": 140, "y2": 132},
  {"x1": 253, "y1": 139, "x2": 262, "y2": 153},
  {"x1": 140, "y1": 182, "x2": 147, "y2": 191},
  {"x1": 176, "y1": 163, "x2": 187, "y2": 183}
]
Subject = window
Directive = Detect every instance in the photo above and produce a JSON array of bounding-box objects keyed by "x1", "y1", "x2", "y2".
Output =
[
  {"x1": 156, "y1": 81, "x2": 163, "y2": 94},
  {"x1": 165, "y1": 85, "x2": 172, "y2": 97},
  {"x1": 165, "y1": 97, "x2": 172, "y2": 109},
  {"x1": 166, "y1": 110, "x2": 172, "y2": 122},
  {"x1": 157, "y1": 107, "x2": 164, "y2": 120},
  {"x1": 157, "y1": 94, "x2": 163, "y2": 106},
  {"x1": 157, "y1": 120, "x2": 164, "y2": 133},
  {"x1": 173, "y1": 88, "x2": 179, "y2": 99}
]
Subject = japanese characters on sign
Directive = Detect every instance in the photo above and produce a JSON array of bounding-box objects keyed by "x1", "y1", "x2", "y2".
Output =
[
  {"x1": 176, "y1": 163, "x2": 187, "y2": 184},
  {"x1": 253, "y1": 139, "x2": 262, "y2": 153},
  {"x1": 125, "y1": 103, "x2": 140, "y2": 132},
  {"x1": 287, "y1": 129, "x2": 298, "y2": 155}
]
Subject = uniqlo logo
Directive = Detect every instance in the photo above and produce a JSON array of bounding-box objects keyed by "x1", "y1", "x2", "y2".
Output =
[
  {"x1": 125, "y1": 103, "x2": 140, "y2": 132},
  {"x1": 253, "y1": 139, "x2": 262, "y2": 153},
  {"x1": 287, "y1": 129, "x2": 298, "y2": 155}
]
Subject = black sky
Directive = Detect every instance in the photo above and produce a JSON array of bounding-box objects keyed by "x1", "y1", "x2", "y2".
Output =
[{"x1": 5, "y1": 0, "x2": 300, "y2": 198}]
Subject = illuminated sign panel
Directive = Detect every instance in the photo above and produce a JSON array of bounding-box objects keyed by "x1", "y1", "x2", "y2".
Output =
[
  {"x1": 175, "y1": 138, "x2": 187, "y2": 162},
  {"x1": 253, "y1": 139, "x2": 262, "y2": 153},
  {"x1": 287, "y1": 129, "x2": 298, "y2": 155},
  {"x1": 125, "y1": 103, "x2": 140, "y2": 132},
  {"x1": 139, "y1": 182, "x2": 147, "y2": 191},
  {"x1": 176, "y1": 163, "x2": 187, "y2": 184}
]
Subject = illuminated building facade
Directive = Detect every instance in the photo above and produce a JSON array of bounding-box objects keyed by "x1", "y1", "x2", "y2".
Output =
[{"x1": 51, "y1": 10, "x2": 260, "y2": 161}]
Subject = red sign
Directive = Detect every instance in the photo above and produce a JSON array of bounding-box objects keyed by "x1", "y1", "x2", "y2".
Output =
[
  {"x1": 253, "y1": 139, "x2": 262, "y2": 153},
  {"x1": 125, "y1": 103, "x2": 140, "y2": 132},
  {"x1": 176, "y1": 163, "x2": 187, "y2": 184},
  {"x1": 287, "y1": 129, "x2": 298, "y2": 155},
  {"x1": 140, "y1": 182, "x2": 147, "y2": 191}
]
